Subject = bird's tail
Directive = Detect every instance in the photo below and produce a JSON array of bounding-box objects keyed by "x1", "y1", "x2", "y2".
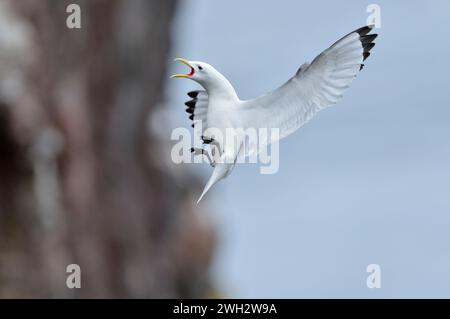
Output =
[{"x1": 197, "y1": 162, "x2": 235, "y2": 204}]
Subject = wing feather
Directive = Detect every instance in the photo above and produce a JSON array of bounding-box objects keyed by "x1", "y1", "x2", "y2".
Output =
[
  {"x1": 185, "y1": 90, "x2": 209, "y2": 140},
  {"x1": 240, "y1": 25, "x2": 377, "y2": 153}
]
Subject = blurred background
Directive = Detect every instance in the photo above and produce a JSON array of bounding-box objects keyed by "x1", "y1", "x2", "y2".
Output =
[{"x1": 0, "y1": 0, "x2": 450, "y2": 298}]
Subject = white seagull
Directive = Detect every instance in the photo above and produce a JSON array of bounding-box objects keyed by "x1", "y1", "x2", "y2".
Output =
[{"x1": 171, "y1": 25, "x2": 378, "y2": 203}]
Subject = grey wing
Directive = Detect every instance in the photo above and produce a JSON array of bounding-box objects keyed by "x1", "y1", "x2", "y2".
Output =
[{"x1": 240, "y1": 25, "x2": 377, "y2": 153}]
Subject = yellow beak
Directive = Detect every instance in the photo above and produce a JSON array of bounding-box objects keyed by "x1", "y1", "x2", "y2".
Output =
[{"x1": 170, "y1": 58, "x2": 195, "y2": 78}]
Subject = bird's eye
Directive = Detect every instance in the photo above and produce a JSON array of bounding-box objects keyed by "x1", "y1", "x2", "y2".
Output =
[{"x1": 198, "y1": 66, "x2": 203, "y2": 71}]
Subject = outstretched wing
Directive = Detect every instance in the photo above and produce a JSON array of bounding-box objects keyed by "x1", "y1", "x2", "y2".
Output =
[
  {"x1": 184, "y1": 90, "x2": 209, "y2": 140},
  {"x1": 240, "y1": 25, "x2": 377, "y2": 152}
]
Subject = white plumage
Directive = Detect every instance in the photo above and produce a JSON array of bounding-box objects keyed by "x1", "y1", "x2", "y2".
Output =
[{"x1": 171, "y1": 25, "x2": 378, "y2": 202}]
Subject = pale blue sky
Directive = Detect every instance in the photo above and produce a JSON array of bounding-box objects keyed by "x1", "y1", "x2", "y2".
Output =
[{"x1": 165, "y1": 0, "x2": 450, "y2": 298}]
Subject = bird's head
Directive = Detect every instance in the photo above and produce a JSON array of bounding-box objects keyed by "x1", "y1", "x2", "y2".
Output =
[
  {"x1": 170, "y1": 58, "x2": 219, "y2": 86},
  {"x1": 171, "y1": 58, "x2": 238, "y2": 99}
]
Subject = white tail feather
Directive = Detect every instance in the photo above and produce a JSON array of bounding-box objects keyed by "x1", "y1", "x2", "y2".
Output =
[{"x1": 197, "y1": 162, "x2": 234, "y2": 204}]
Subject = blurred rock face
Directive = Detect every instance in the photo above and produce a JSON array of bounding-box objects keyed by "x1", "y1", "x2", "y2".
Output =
[{"x1": 0, "y1": 0, "x2": 215, "y2": 298}]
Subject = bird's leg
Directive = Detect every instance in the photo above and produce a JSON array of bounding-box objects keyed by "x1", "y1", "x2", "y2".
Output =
[
  {"x1": 201, "y1": 136, "x2": 222, "y2": 161},
  {"x1": 210, "y1": 139, "x2": 222, "y2": 156},
  {"x1": 201, "y1": 136, "x2": 214, "y2": 145},
  {"x1": 191, "y1": 147, "x2": 215, "y2": 167}
]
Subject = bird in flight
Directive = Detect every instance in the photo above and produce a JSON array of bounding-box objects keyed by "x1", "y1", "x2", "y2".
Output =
[{"x1": 171, "y1": 25, "x2": 378, "y2": 203}]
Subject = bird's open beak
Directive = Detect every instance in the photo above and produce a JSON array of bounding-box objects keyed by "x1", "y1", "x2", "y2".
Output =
[{"x1": 170, "y1": 58, "x2": 195, "y2": 78}]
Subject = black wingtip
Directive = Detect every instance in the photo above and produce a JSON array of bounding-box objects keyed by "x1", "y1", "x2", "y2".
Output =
[
  {"x1": 357, "y1": 26, "x2": 377, "y2": 69},
  {"x1": 187, "y1": 91, "x2": 199, "y2": 98},
  {"x1": 185, "y1": 107, "x2": 194, "y2": 114},
  {"x1": 355, "y1": 25, "x2": 375, "y2": 37},
  {"x1": 362, "y1": 42, "x2": 375, "y2": 51},
  {"x1": 361, "y1": 34, "x2": 378, "y2": 44},
  {"x1": 184, "y1": 99, "x2": 196, "y2": 108},
  {"x1": 188, "y1": 114, "x2": 194, "y2": 121}
]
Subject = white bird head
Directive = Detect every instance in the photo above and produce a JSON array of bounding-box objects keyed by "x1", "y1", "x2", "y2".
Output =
[
  {"x1": 170, "y1": 58, "x2": 239, "y2": 100},
  {"x1": 170, "y1": 58, "x2": 220, "y2": 85}
]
